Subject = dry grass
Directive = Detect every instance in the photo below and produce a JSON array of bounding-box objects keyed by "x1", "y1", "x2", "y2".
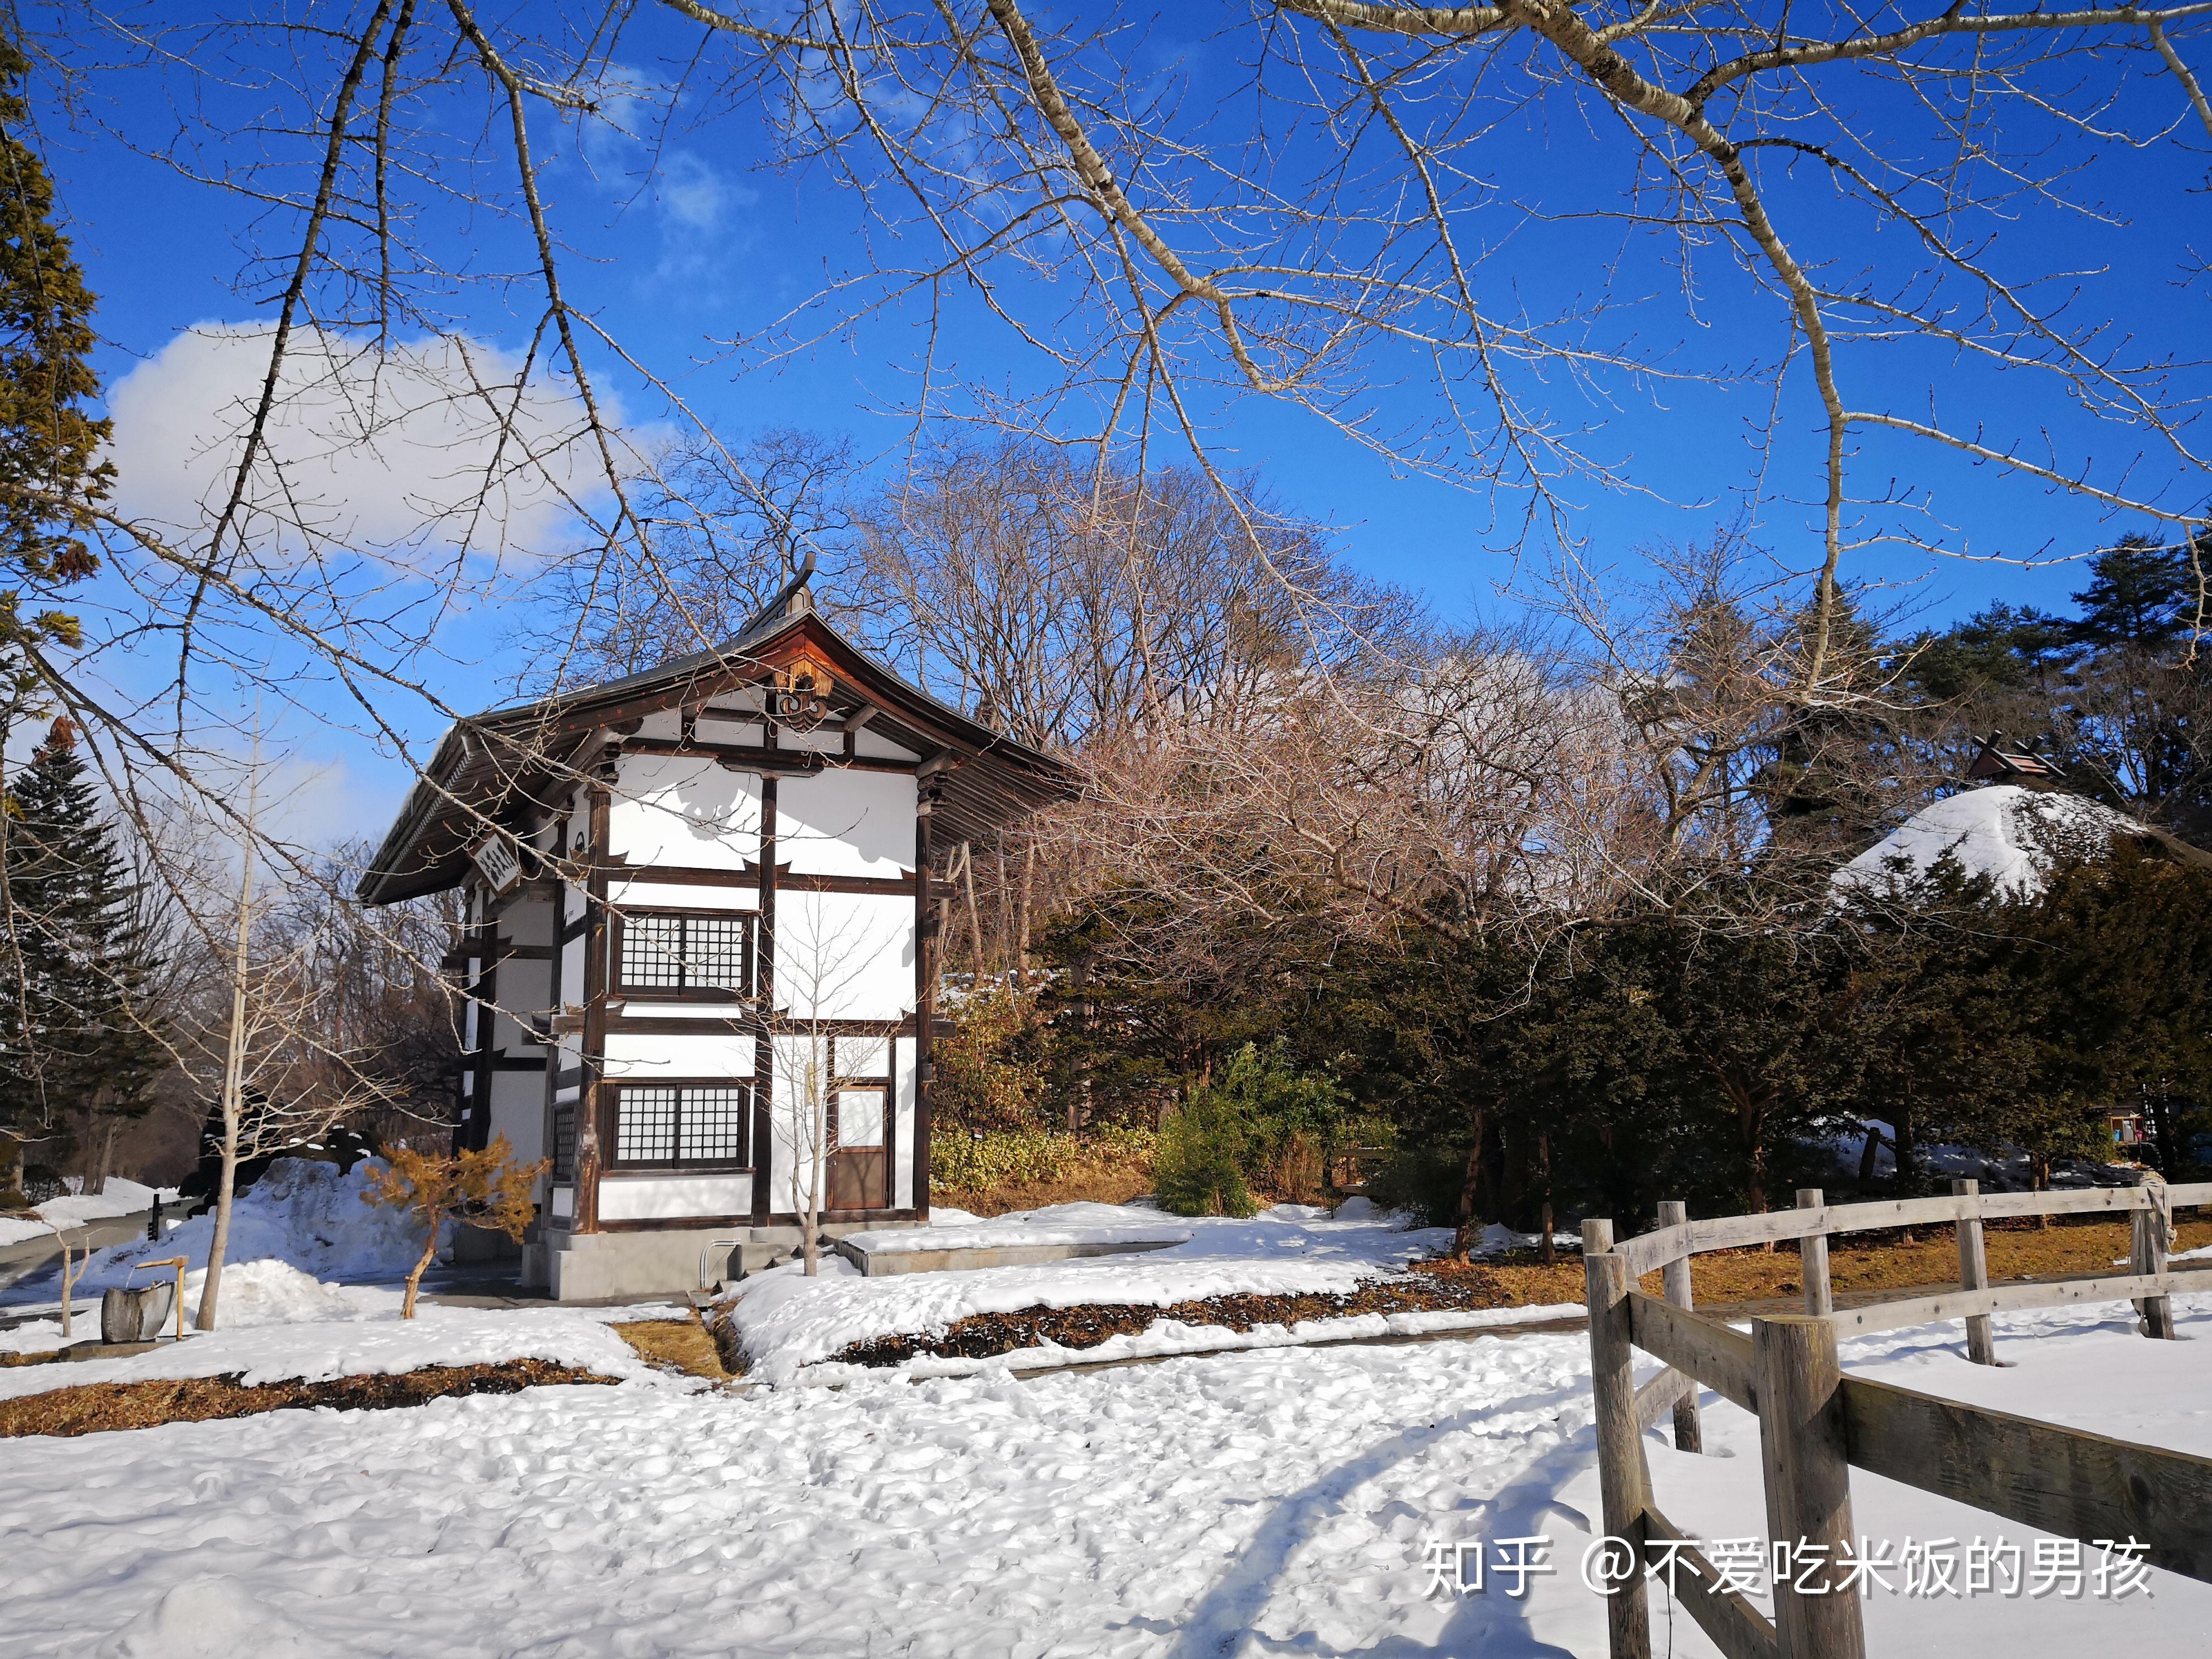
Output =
[
  {"x1": 1448, "y1": 1213, "x2": 2212, "y2": 1311},
  {"x1": 935, "y1": 1163, "x2": 1159, "y2": 1217},
  {"x1": 0, "y1": 1359, "x2": 615, "y2": 1439},
  {"x1": 610, "y1": 1318, "x2": 731, "y2": 1381},
  {"x1": 933, "y1": 1138, "x2": 1159, "y2": 1217}
]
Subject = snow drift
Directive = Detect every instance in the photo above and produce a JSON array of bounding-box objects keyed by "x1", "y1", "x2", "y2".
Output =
[{"x1": 69, "y1": 1157, "x2": 439, "y2": 1302}]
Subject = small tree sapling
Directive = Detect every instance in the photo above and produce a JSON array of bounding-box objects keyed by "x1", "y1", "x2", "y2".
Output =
[
  {"x1": 42, "y1": 1217, "x2": 86, "y2": 1338},
  {"x1": 362, "y1": 1136, "x2": 546, "y2": 1318}
]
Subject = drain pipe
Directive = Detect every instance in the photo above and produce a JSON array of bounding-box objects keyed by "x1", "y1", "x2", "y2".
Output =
[{"x1": 698, "y1": 1239, "x2": 743, "y2": 1298}]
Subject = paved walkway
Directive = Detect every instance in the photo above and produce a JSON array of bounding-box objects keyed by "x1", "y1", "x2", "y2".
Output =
[{"x1": 0, "y1": 1215, "x2": 154, "y2": 1299}]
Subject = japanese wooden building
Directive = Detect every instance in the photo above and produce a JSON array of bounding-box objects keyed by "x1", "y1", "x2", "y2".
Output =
[{"x1": 360, "y1": 588, "x2": 1075, "y2": 1298}]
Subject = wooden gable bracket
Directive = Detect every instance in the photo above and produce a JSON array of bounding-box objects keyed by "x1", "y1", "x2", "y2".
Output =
[{"x1": 842, "y1": 702, "x2": 883, "y2": 734}]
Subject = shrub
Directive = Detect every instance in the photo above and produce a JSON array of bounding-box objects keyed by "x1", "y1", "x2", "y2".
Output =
[
  {"x1": 932, "y1": 984, "x2": 1049, "y2": 1132},
  {"x1": 1156, "y1": 1041, "x2": 1350, "y2": 1215},
  {"x1": 1155, "y1": 1085, "x2": 1256, "y2": 1217},
  {"x1": 929, "y1": 1124, "x2": 1160, "y2": 1210}
]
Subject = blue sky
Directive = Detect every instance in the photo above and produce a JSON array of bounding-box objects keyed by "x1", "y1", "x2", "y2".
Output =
[{"x1": 31, "y1": 8, "x2": 2212, "y2": 841}]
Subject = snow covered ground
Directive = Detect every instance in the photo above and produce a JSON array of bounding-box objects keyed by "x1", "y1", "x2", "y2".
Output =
[
  {"x1": 2, "y1": 1294, "x2": 2206, "y2": 1657},
  {"x1": 724, "y1": 1199, "x2": 1574, "y2": 1384},
  {"x1": 0, "y1": 1178, "x2": 179, "y2": 1248}
]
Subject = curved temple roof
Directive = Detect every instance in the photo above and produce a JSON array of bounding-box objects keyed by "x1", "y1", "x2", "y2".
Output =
[{"x1": 357, "y1": 606, "x2": 1078, "y2": 906}]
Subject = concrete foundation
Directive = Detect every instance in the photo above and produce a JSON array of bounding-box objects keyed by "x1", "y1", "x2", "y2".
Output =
[
  {"x1": 542, "y1": 1220, "x2": 917, "y2": 1301},
  {"x1": 835, "y1": 1236, "x2": 1183, "y2": 1278}
]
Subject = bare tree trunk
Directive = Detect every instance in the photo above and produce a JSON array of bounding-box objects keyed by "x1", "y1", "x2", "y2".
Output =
[
  {"x1": 1448, "y1": 1105, "x2": 1489, "y2": 1259},
  {"x1": 197, "y1": 767, "x2": 259, "y2": 1334},
  {"x1": 961, "y1": 843, "x2": 986, "y2": 974},
  {"x1": 1856, "y1": 1120, "x2": 1884, "y2": 1186},
  {"x1": 92, "y1": 1122, "x2": 117, "y2": 1197},
  {"x1": 1537, "y1": 1131, "x2": 1555, "y2": 1267},
  {"x1": 402, "y1": 1228, "x2": 438, "y2": 1319},
  {"x1": 994, "y1": 832, "x2": 1011, "y2": 983},
  {"x1": 801, "y1": 1045, "x2": 826, "y2": 1276},
  {"x1": 1014, "y1": 838, "x2": 1036, "y2": 981}
]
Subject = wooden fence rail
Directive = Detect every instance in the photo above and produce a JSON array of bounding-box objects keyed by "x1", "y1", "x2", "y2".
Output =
[{"x1": 1583, "y1": 1180, "x2": 2211, "y2": 1659}]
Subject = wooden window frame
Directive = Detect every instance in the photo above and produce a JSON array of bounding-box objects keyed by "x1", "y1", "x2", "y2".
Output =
[
  {"x1": 609, "y1": 1078, "x2": 756, "y2": 1172},
  {"x1": 611, "y1": 908, "x2": 757, "y2": 1003},
  {"x1": 551, "y1": 1099, "x2": 577, "y2": 1180}
]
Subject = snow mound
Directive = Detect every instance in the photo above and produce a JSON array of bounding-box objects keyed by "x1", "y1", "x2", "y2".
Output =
[
  {"x1": 1833, "y1": 784, "x2": 2137, "y2": 898},
  {"x1": 845, "y1": 1201, "x2": 1195, "y2": 1255},
  {"x1": 100, "y1": 1576, "x2": 323, "y2": 1659},
  {"x1": 71, "y1": 1157, "x2": 436, "y2": 1296},
  {"x1": 0, "y1": 1177, "x2": 179, "y2": 1247}
]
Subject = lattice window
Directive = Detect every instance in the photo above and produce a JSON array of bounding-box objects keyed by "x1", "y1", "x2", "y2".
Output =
[
  {"x1": 613, "y1": 1083, "x2": 753, "y2": 1169},
  {"x1": 678, "y1": 1087, "x2": 749, "y2": 1163},
  {"x1": 616, "y1": 1086, "x2": 681, "y2": 1163},
  {"x1": 618, "y1": 913, "x2": 752, "y2": 995},
  {"x1": 551, "y1": 1101, "x2": 576, "y2": 1179}
]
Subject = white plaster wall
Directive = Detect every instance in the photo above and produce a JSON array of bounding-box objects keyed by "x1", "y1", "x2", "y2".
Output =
[
  {"x1": 488, "y1": 1071, "x2": 546, "y2": 1166},
  {"x1": 894, "y1": 1035, "x2": 918, "y2": 1210},
  {"x1": 610, "y1": 755, "x2": 761, "y2": 870},
  {"x1": 603, "y1": 1030, "x2": 756, "y2": 1078},
  {"x1": 777, "y1": 769, "x2": 915, "y2": 877},
  {"x1": 772, "y1": 890, "x2": 915, "y2": 1022},
  {"x1": 550, "y1": 1186, "x2": 574, "y2": 1219},
  {"x1": 608, "y1": 880, "x2": 758, "y2": 912},
  {"x1": 559, "y1": 935, "x2": 585, "y2": 1013},
  {"x1": 598, "y1": 1175, "x2": 751, "y2": 1221},
  {"x1": 839, "y1": 1031, "x2": 892, "y2": 1079},
  {"x1": 853, "y1": 728, "x2": 918, "y2": 761},
  {"x1": 493, "y1": 956, "x2": 552, "y2": 1032},
  {"x1": 501, "y1": 897, "x2": 555, "y2": 948},
  {"x1": 614, "y1": 1001, "x2": 747, "y2": 1021},
  {"x1": 636, "y1": 710, "x2": 685, "y2": 741},
  {"x1": 779, "y1": 726, "x2": 843, "y2": 756},
  {"x1": 695, "y1": 715, "x2": 764, "y2": 747}
]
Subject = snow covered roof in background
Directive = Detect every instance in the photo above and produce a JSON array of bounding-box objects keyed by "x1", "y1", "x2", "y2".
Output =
[{"x1": 1832, "y1": 784, "x2": 2138, "y2": 899}]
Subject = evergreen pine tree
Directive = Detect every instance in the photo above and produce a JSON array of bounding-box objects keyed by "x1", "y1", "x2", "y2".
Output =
[
  {"x1": 0, "y1": 29, "x2": 113, "y2": 665},
  {"x1": 2066, "y1": 535, "x2": 2195, "y2": 652},
  {"x1": 0, "y1": 718, "x2": 162, "y2": 1190}
]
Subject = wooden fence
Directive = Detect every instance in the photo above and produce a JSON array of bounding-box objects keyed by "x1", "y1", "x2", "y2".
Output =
[{"x1": 1583, "y1": 1177, "x2": 2212, "y2": 1659}]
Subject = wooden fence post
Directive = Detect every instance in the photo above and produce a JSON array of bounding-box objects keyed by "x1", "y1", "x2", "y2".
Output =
[
  {"x1": 1951, "y1": 1178, "x2": 1998, "y2": 1365},
  {"x1": 1754, "y1": 1316, "x2": 1867, "y2": 1659},
  {"x1": 2132, "y1": 1191, "x2": 2176, "y2": 1340},
  {"x1": 1583, "y1": 1219, "x2": 1652, "y2": 1659},
  {"x1": 1796, "y1": 1189, "x2": 1832, "y2": 1317},
  {"x1": 1656, "y1": 1199, "x2": 1702, "y2": 1453}
]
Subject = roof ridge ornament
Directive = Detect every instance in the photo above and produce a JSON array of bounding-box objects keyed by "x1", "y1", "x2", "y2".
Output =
[{"x1": 739, "y1": 545, "x2": 818, "y2": 639}]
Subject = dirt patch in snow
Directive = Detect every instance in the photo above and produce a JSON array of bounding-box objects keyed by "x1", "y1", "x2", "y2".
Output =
[
  {"x1": 0, "y1": 1358, "x2": 617, "y2": 1438},
  {"x1": 611, "y1": 1319, "x2": 731, "y2": 1381},
  {"x1": 819, "y1": 1267, "x2": 1531, "y2": 1368}
]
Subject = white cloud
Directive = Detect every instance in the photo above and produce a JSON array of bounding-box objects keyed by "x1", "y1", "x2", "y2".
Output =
[
  {"x1": 105, "y1": 324, "x2": 630, "y2": 560},
  {"x1": 661, "y1": 152, "x2": 732, "y2": 231}
]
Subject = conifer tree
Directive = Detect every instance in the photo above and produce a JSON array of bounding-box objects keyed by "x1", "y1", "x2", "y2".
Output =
[
  {"x1": 0, "y1": 28, "x2": 112, "y2": 670},
  {"x1": 0, "y1": 28, "x2": 120, "y2": 1201},
  {"x1": 0, "y1": 718, "x2": 162, "y2": 1191}
]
